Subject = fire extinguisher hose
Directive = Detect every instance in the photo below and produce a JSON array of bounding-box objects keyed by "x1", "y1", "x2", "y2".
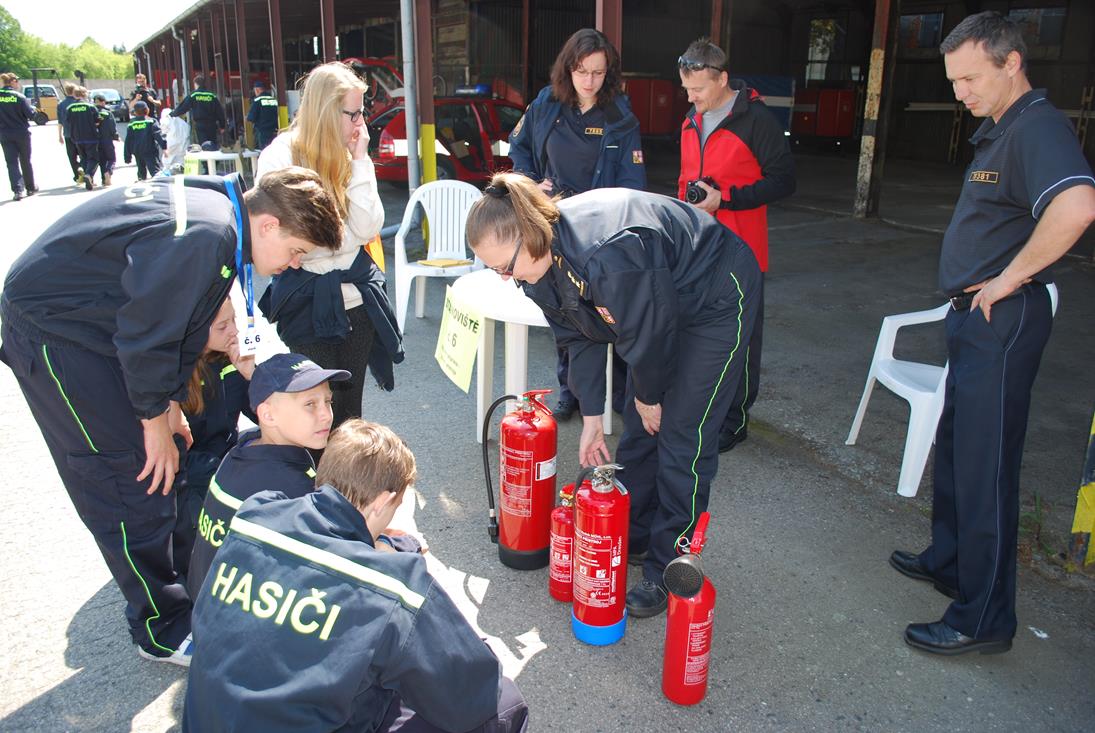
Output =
[{"x1": 482, "y1": 394, "x2": 519, "y2": 543}]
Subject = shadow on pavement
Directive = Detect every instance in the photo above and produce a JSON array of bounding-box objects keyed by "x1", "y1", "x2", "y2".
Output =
[{"x1": 0, "y1": 582, "x2": 185, "y2": 733}]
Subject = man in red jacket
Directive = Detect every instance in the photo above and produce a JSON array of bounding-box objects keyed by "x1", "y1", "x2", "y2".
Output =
[{"x1": 677, "y1": 38, "x2": 795, "y2": 452}]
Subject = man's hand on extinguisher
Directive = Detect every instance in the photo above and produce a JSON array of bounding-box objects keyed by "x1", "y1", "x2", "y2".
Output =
[{"x1": 579, "y1": 415, "x2": 611, "y2": 467}]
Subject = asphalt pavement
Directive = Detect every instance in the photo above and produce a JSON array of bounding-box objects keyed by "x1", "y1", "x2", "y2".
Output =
[{"x1": 0, "y1": 123, "x2": 1092, "y2": 732}]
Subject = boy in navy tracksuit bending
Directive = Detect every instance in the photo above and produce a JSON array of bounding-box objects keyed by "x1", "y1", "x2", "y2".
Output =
[
  {"x1": 124, "y1": 101, "x2": 165, "y2": 180},
  {"x1": 186, "y1": 353, "x2": 348, "y2": 599},
  {"x1": 184, "y1": 419, "x2": 527, "y2": 733}
]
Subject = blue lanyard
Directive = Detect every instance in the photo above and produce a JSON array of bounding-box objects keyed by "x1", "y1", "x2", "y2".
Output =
[{"x1": 222, "y1": 174, "x2": 253, "y2": 318}]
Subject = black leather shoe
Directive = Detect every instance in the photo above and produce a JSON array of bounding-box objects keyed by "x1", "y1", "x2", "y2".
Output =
[
  {"x1": 626, "y1": 579, "x2": 668, "y2": 618},
  {"x1": 12, "y1": 190, "x2": 22, "y2": 201},
  {"x1": 889, "y1": 550, "x2": 958, "y2": 599},
  {"x1": 627, "y1": 550, "x2": 647, "y2": 567},
  {"x1": 905, "y1": 620, "x2": 1012, "y2": 656},
  {"x1": 718, "y1": 426, "x2": 747, "y2": 453},
  {"x1": 553, "y1": 397, "x2": 577, "y2": 421}
]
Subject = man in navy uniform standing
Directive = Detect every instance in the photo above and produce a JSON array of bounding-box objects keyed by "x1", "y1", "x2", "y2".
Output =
[{"x1": 891, "y1": 11, "x2": 1095, "y2": 655}]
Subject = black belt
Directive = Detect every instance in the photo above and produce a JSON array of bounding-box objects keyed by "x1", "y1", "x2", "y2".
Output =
[{"x1": 949, "y1": 282, "x2": 1043, "y2": 311}]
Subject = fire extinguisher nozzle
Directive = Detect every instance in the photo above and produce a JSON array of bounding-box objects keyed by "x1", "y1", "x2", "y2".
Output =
[{"x1": 488, "y1": 519, "x2": 499, "y2": 544}]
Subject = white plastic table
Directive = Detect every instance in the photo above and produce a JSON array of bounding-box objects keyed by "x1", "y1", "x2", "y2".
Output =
[
  {"x1": 184, "y1": 150, "x2": 245, "y2": 176},
  {"x1": 450, "y1": 269, "x2": 613, "y2": 443}
]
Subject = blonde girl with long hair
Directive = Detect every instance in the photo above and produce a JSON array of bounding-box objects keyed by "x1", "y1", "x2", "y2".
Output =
[{"x1": 257, "y1": 62, "x2": 393, "y2": 428}]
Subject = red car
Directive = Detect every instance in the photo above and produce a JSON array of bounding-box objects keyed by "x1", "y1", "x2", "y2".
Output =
[{"x1": 368, "y1": 94, "x2": 525, "y2": 184}]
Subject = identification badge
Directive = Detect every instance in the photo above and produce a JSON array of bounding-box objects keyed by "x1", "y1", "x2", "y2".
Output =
[{"x1": 240, "y1": 316, "x2": 261, "y2": 357}]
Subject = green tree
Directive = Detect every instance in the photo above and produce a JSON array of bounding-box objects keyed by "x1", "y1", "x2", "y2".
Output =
[{"x1": 0, "y1": 4, "x2": 28, "y2": 74}]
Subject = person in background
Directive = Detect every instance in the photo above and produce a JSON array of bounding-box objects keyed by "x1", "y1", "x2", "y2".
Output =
[
  {"x1": 0, "y1": 72, "x2": 37, "y2": 201},
  {"x1": 508, "y1": 28, "x2": 644, "y2": 420},
  {"x1": 93, "y1": 93, "x2": 118, "y2": 187},
  {"x1": 247, "y1": 79, "x2": 280, "y2": 150},
  {"x1": 67, "y1": 86, "x2": 101, "y2": 191},
  {"x1": 677, "y1": 38, "x2": 796, "y2": 453},
  {"x1": 258, "y1": 61, "x2": 402, "y2": 429},
  {"x1": 57, "y1": 81, "x2": 83, "y2": 184},
  {"x1": 124, "y1": 101, "x2": 166, "y2": 180},
  {"x1": 129, "y1": 72, "x2": 161, "y2": 116},
  {"x1": 183, "y1": 418, "x2": 528, "y2": 733},
  {"x1": 171, "y1": 74, "x2": 226, "y2": 149}
]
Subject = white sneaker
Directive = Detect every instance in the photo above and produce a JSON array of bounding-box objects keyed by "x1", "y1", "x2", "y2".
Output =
[{"x1": 137, "y1": 633, "x2": 194, "y2": 668}]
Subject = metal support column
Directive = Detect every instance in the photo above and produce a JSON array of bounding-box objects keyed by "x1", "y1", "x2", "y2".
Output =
[
  {"x1": 521, "y1": 0, "x2": 530, "y2": 100},
  {"x1": 198, "y1": 16, "x2": 211, "y2": 85},
  {"x1": 268, "y1": 0, "x2": 289, "y2": 128},
  {"x1": 399, "y1": 0, "x2": 420, "y2": 190},
  {"x1": 710, "y1": 0, "x2": 724, "y2": 47},
  {"x1": 414, "y1": 0, "x2": 436, "y2": 182},
  {"x1": 235, "y1": 0, "x2": 252, "y2": 146},
  {"x1": 596, "y1": 0, "x2": 623, "y2": 53},
  {"x1": 212, "y1": 7, "x2": 227, "y2": 105},
  {"x1": 320, "y1": 0, "x2": 337, "y2": 63},
  {"x1": 853, "y1": 0, "x2": 899, "y2": 219}
]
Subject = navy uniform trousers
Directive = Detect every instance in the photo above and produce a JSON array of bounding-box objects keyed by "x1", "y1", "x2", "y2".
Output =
[
  {"x1": 1, "y1": 132, "x2": 35, "y2": 195},
  {"x1": 616, "y1": 260, "x2": 761, "y2": 583},
  {"x1": 919, "y1": 283, "x2": 1052, "y2": 640},
  {"x1": 0, "y1": 323, "x2": 191, "y2": 655},
  {"x1": 722, "y1": 276, "x2": 764, "y2": 438},
  {"x1": 379, "y1": 677, "x2": 529, "y2": 733}
]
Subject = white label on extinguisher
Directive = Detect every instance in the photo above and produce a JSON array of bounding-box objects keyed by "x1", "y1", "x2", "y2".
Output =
[
  {"x1": 684, "y1": 613, "x2": 714, "y2": 685},
  {"x1": 500, "y1": 444, "x2": 533, "y2": 518},
  {"x1": 550, "y1": 534, "x2": 572, "y2": 583},
  {"x1": 573, "y1": 528, "x2": 622, "y2": 609},
  {"x1": 535, "y1": 455, "x2": 557, "y2": 481}
]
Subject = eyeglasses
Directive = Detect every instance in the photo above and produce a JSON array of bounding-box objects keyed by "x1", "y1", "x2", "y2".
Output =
[
  {"x1": 342, "y1": 107, "x2": 365, "y2": 123},
  {"x1": 677, "y1": 56, "x2": 723, "y2": 73},
  {"x1": 572, "y1": 68, "x2": 607, "y2": 79},
  {"x1": 488, "y1": 238, "x2": 522, "y2": 277}
]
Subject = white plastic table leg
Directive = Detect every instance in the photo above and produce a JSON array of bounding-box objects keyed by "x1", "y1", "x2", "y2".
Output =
[
  {"x1": 475, "y1": 317, "x2": 496, "y2": 443},
  {"x1": 504, "y1": 322, "x2": 529, "y2": 415}
]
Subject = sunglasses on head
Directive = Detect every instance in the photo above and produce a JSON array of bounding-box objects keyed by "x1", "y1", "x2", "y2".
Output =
[{"x1": 677, "y1": 56, "x2": 723, "y2": 73}]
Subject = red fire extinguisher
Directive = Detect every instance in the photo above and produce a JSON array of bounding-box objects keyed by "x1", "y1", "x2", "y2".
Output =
[
  {"x1": 662, "y1": 512, "x2": 716, "y2": 706},
  {"x1": 571, "y1": 463, "x2": 629, "y2": 645},
  {"x1": 548, "y1": 485, "x2": 575, "y2": 602},
  {"x1": 482, "y1": 391, "x2": 557, "y2": 570}
]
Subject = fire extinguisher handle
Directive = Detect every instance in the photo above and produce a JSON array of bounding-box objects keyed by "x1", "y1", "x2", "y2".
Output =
[{"x1": 483, "y1": 394, "x2": 520, "y2": 543}]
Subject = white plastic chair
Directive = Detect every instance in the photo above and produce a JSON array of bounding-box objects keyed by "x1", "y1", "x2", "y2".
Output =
[
  {"x1": 394, "y1": 180, "x2": 483, "y2": 332},
  {"x1": 846, "y1": 284, "x2": 1058, "y2": 498}
]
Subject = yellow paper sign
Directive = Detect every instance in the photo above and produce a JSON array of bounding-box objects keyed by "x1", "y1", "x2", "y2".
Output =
[
  {"x1": 183, "y1": 155, "x2": 202, "y2": 175},
  {"x1": 435, "y1": 286, "x2": 483, "y2": 392}
]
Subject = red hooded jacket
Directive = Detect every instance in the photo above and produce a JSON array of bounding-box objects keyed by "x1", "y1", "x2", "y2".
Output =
[{"x1": 678, "y1": 81, "x2": 795, "y2": 272}]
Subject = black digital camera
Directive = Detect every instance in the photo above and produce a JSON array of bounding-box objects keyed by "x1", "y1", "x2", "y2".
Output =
[{"x1": 685, "y1": 177, "x2": 718, "y2": 205}]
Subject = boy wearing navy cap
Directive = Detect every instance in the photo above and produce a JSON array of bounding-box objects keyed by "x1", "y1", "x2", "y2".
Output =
[
  {"x1": 123, "y1": 100, "x2": 166, "y2": 180},
  {"x1": 185, "y1": 352, "x2": 349, "y2": 602}
]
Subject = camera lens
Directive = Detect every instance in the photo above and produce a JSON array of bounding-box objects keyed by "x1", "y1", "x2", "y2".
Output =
[{"x1": 685, "y1": 184, "x2": 703, "y2": 204}]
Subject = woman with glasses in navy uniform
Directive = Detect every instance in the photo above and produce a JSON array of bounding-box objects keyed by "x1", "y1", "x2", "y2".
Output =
[
  {"x1": 258, "y1": 62, "x2": 401, "y2": 428},
  {"x1": 508, "y1": 28, "x2": 646, "y2": 421},
  {"x1": 467, "y1": 172, "x2": 761, "y2": 619}
]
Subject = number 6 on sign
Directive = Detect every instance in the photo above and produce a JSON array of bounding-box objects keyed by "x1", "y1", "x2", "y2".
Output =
[{"x1": 435, "y1": 286, "x2": 483, "y2": 392}]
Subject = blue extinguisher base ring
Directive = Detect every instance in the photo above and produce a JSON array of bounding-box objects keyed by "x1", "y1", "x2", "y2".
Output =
[{"x1": 571, "y1": 609, "x2": 627, "y2": 646}]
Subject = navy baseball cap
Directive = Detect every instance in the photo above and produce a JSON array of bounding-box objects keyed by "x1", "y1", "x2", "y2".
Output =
[{"x1": 249, "y1": 353, "x2": 351, "y2": 411}]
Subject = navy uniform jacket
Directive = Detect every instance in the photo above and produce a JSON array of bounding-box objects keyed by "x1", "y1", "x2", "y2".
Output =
[
  {"x1": 123, "y1": 115, "x2": 166, "y2": 163},
  {"x1": 187, "y1": 428, "x2": 316, "y2": 600},
  {"x1": 96, "y1": 107, "x2": 118, "y2": 143},
  {"x1": 0, "y1": 85, "x2": 34, "y2": 138},
  {"x1": 184, "y1": 484, "x2": 503, "y2": 733},
  {"x1": 1, "y1": 174, "x2": 250, "y2": 419},
  {"x1": 172, "y1": 87, "x2": 226, "y2": 129},
  {"x1": 247, "y1": 93, "x2": 279, "y2": 136},
  {"x1": 58, "y1": 95, "x2": 77, "y2": 138},
  {"x1": 508, "y1": 85, "x2": 646, "y2": 193},
  {"x1": 66, "y1": 100, "x2": 100, "y2": 144},
  {"x1": 521, "y1": 188, "x2": 756, "y2": 415}
]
